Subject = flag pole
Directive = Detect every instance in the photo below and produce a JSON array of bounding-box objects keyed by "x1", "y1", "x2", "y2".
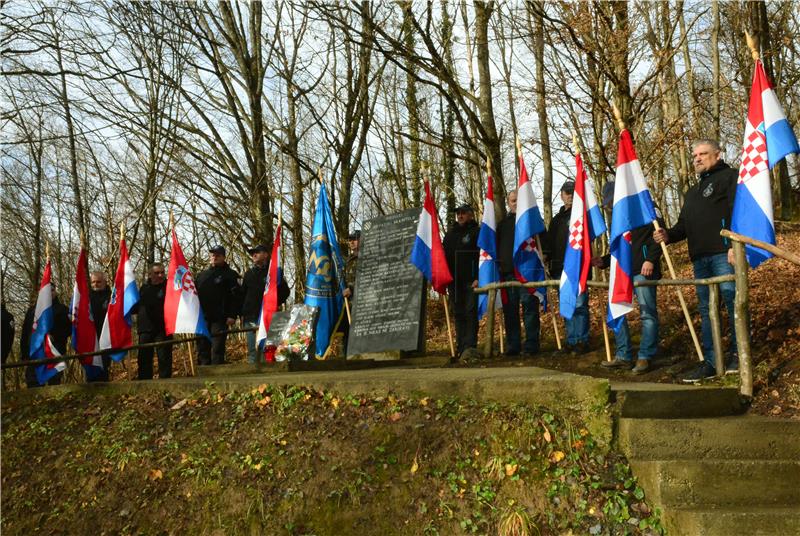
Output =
[
  {"x1": 612, "y1": 105, "x2": 703, "y2": 362},
  {"x1": 574, "y1": 132, "x2": 612, "y2": 363},
  {"x1": 516, "y1": 137, "x2": 562, "y2": 350},
  {"x1": 745, "y1": 31, "x2": 760, "y2": 61},
  {"x1": 487, "y1": 157, "x2": 505, "y2": 356},
  {"x1": 423, "y1": 166, "x2": 456, "y2": 359},
  {"x1": 319, "y1": 168, "x2": 351, "y2": 325}
]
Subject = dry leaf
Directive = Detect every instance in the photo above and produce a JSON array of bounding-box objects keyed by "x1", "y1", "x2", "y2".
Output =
[
  {"x1": 389, "y1": 412, "x2": 402, "y2": 422},
  {"x1": 410, "y1": 456, "x2": 419, "y2": 474},
  {"x1": 170, "y1": 399, "x2": 187, "y2": 411},
  {"x1": 419, "y1": 397, "x2": 429, "y2": 406},
  {"x1": 505, "y1": 463, "x2": 518, "y2": 476},
  {"x1": 550, "y1": 450, "x2": 565, "y2": 463},
  {"x1": 543, "y1": 427, "x2": 552, "y2": 443},
  {"x1": 148, "y1": 469, "x2": 163, "y2": 480},
  {"x1": 257, "y1": 384, "x2": 268, "y2": 394},
  {"x1": 331, "y1": 398, "x2": 340, "y2": 409}
]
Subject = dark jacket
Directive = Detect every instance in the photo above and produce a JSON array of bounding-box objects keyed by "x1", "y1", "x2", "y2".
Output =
[
  {"x1": 345, "y1": 254, "x2": 358, "y2": 296},
  {"x1": 666, "y1": 160, "x2": 737, "y2": 261},
  {"x1": 89, "y1": 288, "x2": 111, "y2": 338},
  {"x1": 443, "y1": 220, "x2": 480, "y2": 288},
  {"x1": 20, "y1": 298, "x2": 70, "y2": 387},
  {"x1": 599, "y1": 219, "x2": 664, "y2": 279},
  {"x1": 240, "y1": 263, "x2": 290, "y2": 322},
  {"x1": 136, "y1": 280, "x2": 167, "y2": 334},
  {"x1": 544, "y1": 205, "x2": 571, "y2": 278},
  {"x1": 196, "y1": 263, "x2": 242, "y2": 322},
  {"x1": 496, "y1": 212, "x2": 516, "y2": 276},
  {"x1": 2, "y1": 303, "x2": 14, "y2": 364}
]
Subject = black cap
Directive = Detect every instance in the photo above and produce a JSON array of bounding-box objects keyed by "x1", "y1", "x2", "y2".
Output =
[
  {"x1": 453, "y1": 203, "x2": 475, "y2": 213},
  {"x1": 209, "y1": 245, "x2": 226, "y2": 256},
  {"x1": 602, "y1": 181, "x2": 615, "y2": 208},
  {"x1": 247, "y1": 244, "x2": 269, "y2": 254},
  {"x1": 348, "y1": 230, "x2": 361, "y2": 240},
  {"x1": 560, "y1": 180, "x2": 575, "y2": 194}
]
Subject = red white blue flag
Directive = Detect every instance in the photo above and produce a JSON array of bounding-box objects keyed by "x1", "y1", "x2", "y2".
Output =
[
  {"x1": 559, "y1": 152, "x2": 607, "y2": 320},
  {"x1": 31, "y1": 260, "x2": 66, "y2": 384},
  {"x1": 256, "y1": 224, "x2": 284, "y2": 361},
  {"x1": 165, "y1": 229, "x2": 211, "y2": 339},
  {"x1": 477, "y1": 172, "x2": 501, "y2": 319},
  {"x1": 99, "y1": 238, "x2": 139, "y2": 361},
  {"x1": 608, "y1": 130, "x2": 657, "y2": 331},
  {"x1": 513, "y1": 153, "x2": 547, "y2": 303},
  {"x1": 71, "y1": 247, "x2": 103, "y2": 380},
  {"x1": 410, "y1": 181, "x2": 453, "y2": 294},
  {"x1": 731, "y1": 59, "x2": 799, "y2": 268}
]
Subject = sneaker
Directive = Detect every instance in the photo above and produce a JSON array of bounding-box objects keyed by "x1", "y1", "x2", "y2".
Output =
[
  {"x1": 681, "y1": 362, "x2": 716, "y2": 384},
  {"x1": 601, "y1": 357, "x2": 633, "y2": 369},
  {"x1": 725, "y1": 359, "x2": 739, "y2": 375},
  {"x1": 632, "y1": 359, "x2": 650, "y2": 375}
]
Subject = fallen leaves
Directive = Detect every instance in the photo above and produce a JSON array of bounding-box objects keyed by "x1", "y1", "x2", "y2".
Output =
[
  {"x1": 170, "y1": 399, "x2": 188, "y2": 411},
  {"x1": 549, "y1": 451, "x2": 565, "y2": 463},
  {"x1": 147, "y1": 469, "x2": 163, "y2": 481}
]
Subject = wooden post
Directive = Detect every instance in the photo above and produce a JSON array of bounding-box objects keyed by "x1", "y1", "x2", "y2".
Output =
[
  {"x1": 612, "y1": 103, "x2": 703, "y2": 362},
  {"x1": 732, "y1": 241, "x2": 752, "y2": 397},
  {"x1": 596, "y1": 266, "x2": 613, "y2": 363},
  {"x1": 443, "y1": 294, "x2": 456, "y2": 359},
  {"x1": 186, "y1": 335, "x2": 196, "y2": 377},
  {"x1": 708, "y1": 284, "x2": 724, "y2": 376},
  {"x1": 498, "y1": 311, "x2": 505, "y2": 355},
  {"x1": 483, "y1": 288, "x2": 496, "y2": 358}
]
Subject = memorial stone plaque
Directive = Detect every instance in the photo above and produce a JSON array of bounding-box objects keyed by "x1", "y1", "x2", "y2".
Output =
[
  {"x1": 347, "y1": 208, "x2": 426, "y2": 357},
  {"x1": 264, "y1": 311, "x2": 291, "y2": 348}
]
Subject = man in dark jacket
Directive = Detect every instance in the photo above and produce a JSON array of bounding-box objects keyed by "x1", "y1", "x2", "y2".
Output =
[
  {"x1": 496, "y1": 190, "x2": 541, "y2": 356},
  {"x1": 340, "y1": 230, "x2": 360, "y2": 355},
  {"x1": 135, "y1": 263, "x2": 172, "y2": 379},
  {"x1": 443, "y1": 204, "x2": 480, "y2": 355},
  {"x1": 545, "y1": 181, "x2": 590, "y2": 353},
  {"x1": 89, "y1": 271, "x2": 112, "y2": 381},
  {"x1": 196, "y1": 245, "x2": 241, "y2": 365},
  {"x1": 593, "y1": 182, "x2": 663, "y2": 374},
  {"x1": 240, "y1": 243, "x2": 290, "y2": 363},
  {"x1": 654, "y1": 139, "x2": 740, "y2": 382},
  {"x1": 2, "y1": 302, "x2": 15, "y2": 389},
  {"x1": 20, "y1": 293, "x2": 70, "y2": 388}
]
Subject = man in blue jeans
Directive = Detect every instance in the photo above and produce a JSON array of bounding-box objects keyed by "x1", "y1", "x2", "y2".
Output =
[
  {"x1": 654, "y1": 140, "x2": 740, "y2": 382},
  {"x1": 496, "y1": 190, "x2": 541, "y2": 356},
  {"x1": 593, "y1": 182, "x2": 663, "y2": 374}
]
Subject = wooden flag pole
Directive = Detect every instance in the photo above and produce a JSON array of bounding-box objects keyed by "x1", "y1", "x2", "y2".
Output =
[
  {"x1": 486, "y1": 157, "x2": 505, "y2": 356},
  {"x1": 745, "y1": 31, "x2": 760, "y2": 61},
  {"x1": 573, "y1": 131, "x2": 612, "y2": 362},
  {"x1": 612, "y1": 105, "x2": 704, "y2": 362},
  {"x1": 516, "y1": 137, "x2": 562, "y2": 350},
  {"x1": 422, "y1": 166, "x2": 456, "y2": 359}
]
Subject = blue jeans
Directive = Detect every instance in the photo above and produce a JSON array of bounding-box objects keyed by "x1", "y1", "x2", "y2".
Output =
[
  {"x1": 565, "y1": 292, "x2": 589, "y2": 346},
  {"x1": 615, "y1": 275, "x2": 659, "y2": 360},
  {"x1": 244, "y1": 320, "x2": 259, "y2": 364},
  {"x1": 501, "y1": 274, "x2": 540, "y2": 354},
  {"x1": 693, "y1": 253, "x2": 736, "y2": 367}
]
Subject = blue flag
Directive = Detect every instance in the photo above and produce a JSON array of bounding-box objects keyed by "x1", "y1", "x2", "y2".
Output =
[{"x1": 304, "y1": 184, "x2": 346, "y2": 358}]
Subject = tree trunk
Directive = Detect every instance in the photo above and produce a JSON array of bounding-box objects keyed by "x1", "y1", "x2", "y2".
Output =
[
  {"x1": 440, "y1": 0, "x2": 456, "y2": 215},
  {"x1": 711, "y1": 0, "x2": 721, "y2": 140},
  {"x1": 532, "y1": 1, "x2": 553, "y2": 224},
  {"x1": 402, "y1": 1, "x2": 421, "y2": 207}
]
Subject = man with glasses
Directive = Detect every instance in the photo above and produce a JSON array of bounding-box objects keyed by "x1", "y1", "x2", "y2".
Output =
[{"x1": 135, "y1": 263, "x2": 172, "y2": 379}]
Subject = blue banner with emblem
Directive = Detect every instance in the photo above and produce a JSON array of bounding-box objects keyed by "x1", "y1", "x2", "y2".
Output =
[{"x1": 304, "y1": 183, "x2": 346, "y2": 358}]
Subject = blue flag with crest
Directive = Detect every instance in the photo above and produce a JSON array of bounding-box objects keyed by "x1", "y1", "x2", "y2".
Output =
[{"x1": 304, "y1": 183, "x2": 346, "y2": 358}]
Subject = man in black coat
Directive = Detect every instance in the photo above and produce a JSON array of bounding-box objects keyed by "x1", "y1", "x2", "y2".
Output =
[
  {"x1": 196, "y1": 245, "x2": 242, "y2": 365},
  {"x1": 135, "y1": 263, "x2": 172, "y2": 379},
  {"x1": 2, "y1": 302, "x2": 15, "y2": 389},
  {"x1": 89, "y1": 271, "x2": 112, "y2": 381},
  {"x1": 496, "y1": 190, "x2": 541, "y2": 356},
  {"x1": 240, "y1": 243, "x2": 289, "y2": 363},
  {"x1": 654, "y1": 139, "x2": 740, "y2": 382},
  {"x1": 20, "y1": 293, "x2": 70, "y2": 388},
  {"x1": 442, "y1": 204, "x2": 480, "y2": 355}
]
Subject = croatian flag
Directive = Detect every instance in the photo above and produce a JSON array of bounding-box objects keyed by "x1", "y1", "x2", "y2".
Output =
[
  {"x1": 513, "y1": 153, "x2": 547, "y2": 303},
  {"x1": 559, "y1": 152, "x2": 607, "y2": 320},
  {"x1": 608, "y1": 129, "x2": 657, "y2": 331},
  {"x1": 30, "y1": 260, "x2": 65, "y2": 384},
  {"x1": 256, "y1": 224, "x2": 284, "y2": 361},
  {"x1": 410, "y1": 181, "x2": 453, "y2": 294},
  {"x1": 477, "y1": 173, "x2": 501, "y2": 319},
  {"x1": 71, "y1": 247, "x2": 103, "y2": 380},
  {"x1": 165, "y1": 229, "x2": 211, "y2": 340},
  {"x1": 99, "y1": 238, "x2": 139, "y2": 361},
  {"x1": 732, "y1": 59, "x2": 800, "y2": 268}
]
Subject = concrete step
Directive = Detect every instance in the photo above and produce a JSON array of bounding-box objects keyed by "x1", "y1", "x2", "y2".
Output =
[
  {"x1": 662, "y1": 506, "x2": 800, "y2": 536},
  {"x1": 610, "y1": 382, "x2": 745, "y2": 418},
  {"x1": 618, "y1": 416, "x2": 800, "y2": 460},
  {"x1": 630, "y1": 459, "x2": 800, "y2": 508}
]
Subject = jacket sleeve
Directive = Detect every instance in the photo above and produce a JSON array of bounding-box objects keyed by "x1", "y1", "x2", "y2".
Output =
[
  {"x1": 225, "y1": 272, "x2": 243, "y2": 318},
  {"x1": 599, "y1": 253, "x2": 611, "y2": 270},
  {"x1": 667, "y1": 207, "x2": 687, "y2": 244}
]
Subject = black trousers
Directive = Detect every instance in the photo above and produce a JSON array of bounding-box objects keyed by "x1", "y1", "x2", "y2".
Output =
[
  {"x1": 197, "y1": 321, "x2": 229, "y2": 365},
  {"x1": 137, "y1": 332, "x2": 173, "y2": 379},
  {"x1": 450, "y1": 284, "x2": 478, "y2": 354}
]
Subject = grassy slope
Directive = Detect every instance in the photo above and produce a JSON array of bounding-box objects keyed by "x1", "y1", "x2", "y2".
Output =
[{"x1": 2, "y1": 386, "x2": 662, "y2": 536}]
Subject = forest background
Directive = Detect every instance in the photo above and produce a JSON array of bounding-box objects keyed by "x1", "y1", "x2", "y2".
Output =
[{"x1": 2, "y1": 0, "x2": 799, "y2": 322}]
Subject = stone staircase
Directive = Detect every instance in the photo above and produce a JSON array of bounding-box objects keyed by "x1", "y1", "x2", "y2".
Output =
[{"x1": 615, "y1": 384, "x2": 800, "y2": 535}]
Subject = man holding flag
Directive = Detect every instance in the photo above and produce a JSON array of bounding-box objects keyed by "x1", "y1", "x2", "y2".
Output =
[
  {"x1": 443, "y1": 203, "x2": 480, "y2": 356},
  {"x1": 99, "y1": 237, "x2": 140, "y2": 362}
]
